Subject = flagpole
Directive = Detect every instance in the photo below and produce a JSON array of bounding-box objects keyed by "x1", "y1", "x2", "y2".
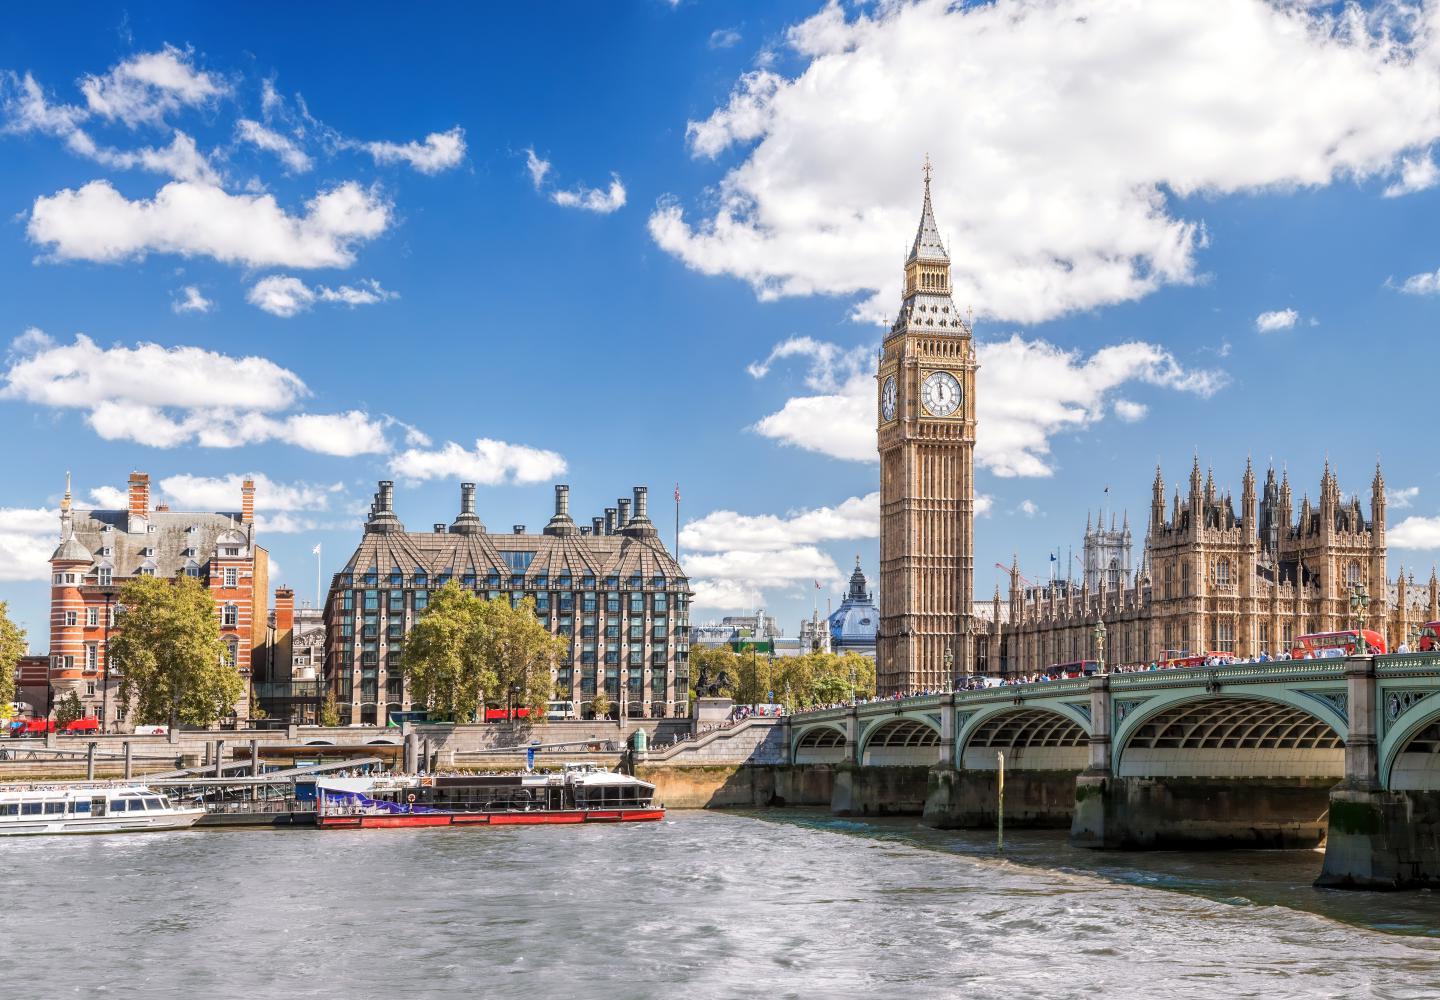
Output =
[
  {"x1": 314, "y1": 543, "x2": 322, "y2": 610},
  {"x1": 674, "y1": 483, "x2": 681, "y2": 561}
]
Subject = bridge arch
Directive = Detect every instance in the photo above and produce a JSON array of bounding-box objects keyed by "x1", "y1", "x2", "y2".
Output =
[
  {"x1": 792, "y1": 723, "x2": 848, "y2": 764},
  {"x1": 958, "y1": 707, "x2": 1089, "y2": 771},
  {"x1": 1381, "y1": 704, "x2": 1440, "y2": 790},
  {"x1": 860, "y1": 718, "x2": 939, "y2": 766},
  {"x1": 1115, "y1": 693, "x2": 1344, "y2": 779}
]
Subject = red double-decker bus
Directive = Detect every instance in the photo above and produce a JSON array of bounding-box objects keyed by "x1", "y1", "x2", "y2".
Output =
[{"x1": 1290, "y1": 629, "x2": 1387, "y2": 659}]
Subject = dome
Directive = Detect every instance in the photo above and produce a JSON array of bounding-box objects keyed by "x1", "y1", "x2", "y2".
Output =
[
  {"x1": 50, "y1": 535, "x2": 93, "y2": 563},
  {"x1": 828, "y1": 557, "x2": 878, "y2": 654}
]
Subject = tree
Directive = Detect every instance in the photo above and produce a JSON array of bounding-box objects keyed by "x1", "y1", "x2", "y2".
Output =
[
  {"x1": 108, "y1": 574, "x2": 242, "y2": 729},
  {"x1": 591, "y1": 689, "x2": 612, "y2": 721},
  {"x1": 402, "y1": 584, "x2": 565, "y2": 721},
  {"x1": 0, "y1": 600, "x2": 23, "y2": 720},
  {"x1": 318, "y1": 689, "x2": 341, "y2": 727},
  {"x1": 55, "y1": 690, "x2": 84, "y2": 727}
]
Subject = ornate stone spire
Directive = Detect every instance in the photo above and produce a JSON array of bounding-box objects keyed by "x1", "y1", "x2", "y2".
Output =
[{"x1": 908, "y1": 154, "x2": 949, "y2": 264}]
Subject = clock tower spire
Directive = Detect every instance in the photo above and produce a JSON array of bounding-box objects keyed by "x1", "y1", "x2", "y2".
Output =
[{"x1": 876, "y1": 161, "x2": 977, "y2": 694}]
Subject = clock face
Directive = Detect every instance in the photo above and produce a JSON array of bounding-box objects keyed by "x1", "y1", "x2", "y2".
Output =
[
  {"x1": 921, "y1": 371, "x2": 962, "y2": 417},
  {"x1": 880, "y1": 375, "x2": 897, "y2": 421}
]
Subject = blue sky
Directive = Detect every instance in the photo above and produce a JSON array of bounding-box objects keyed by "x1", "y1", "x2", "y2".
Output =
[{"x1": 4, "y1": 0, "x2": 1440, "y2": 650}]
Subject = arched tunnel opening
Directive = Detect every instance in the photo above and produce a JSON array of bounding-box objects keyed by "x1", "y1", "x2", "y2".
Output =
[
  {"x1": 861, "y1": 720, "x2": 939, "y2": 766},
  {"x1": 1080, "y1": 697, "x2": 1345, "y2": 850},
  {"x1": 794, "y1": 726, "x2": 846, "y2": 765}
]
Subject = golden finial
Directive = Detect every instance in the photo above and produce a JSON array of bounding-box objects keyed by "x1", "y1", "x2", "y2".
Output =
[{"x1": 923, "y1": 153, "x2": 932, "y2": 186}]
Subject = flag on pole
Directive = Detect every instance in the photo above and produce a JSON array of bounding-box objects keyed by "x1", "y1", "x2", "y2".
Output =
[
  {"x1": 674, "y1": 483, "x2": 681, "y2": 503},
  {"x1": 312, "y1": 543, "x2": 321, "y2": 555}
]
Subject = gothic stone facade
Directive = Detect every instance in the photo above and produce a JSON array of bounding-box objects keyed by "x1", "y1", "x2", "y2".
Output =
[
  {"x1": 47, "y1": 472, "x2": 268, "y2": 727},
  {"x1": 324, "y1": 481, "x2": 692, "y2": 725},
  {"x1": 989, "y1": 460, "x2": 1423, "y2": 672},
  {"x1": 877, "y1": 170, "x2": 978, "y2": 695}
]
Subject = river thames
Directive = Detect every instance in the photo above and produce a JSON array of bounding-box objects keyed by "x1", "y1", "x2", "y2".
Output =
[{"x1": 6, "y1": 810, "x2": 1439, "y2": 998}]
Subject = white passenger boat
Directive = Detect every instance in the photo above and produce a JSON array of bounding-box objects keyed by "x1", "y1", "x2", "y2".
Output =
[{"x1": 0, "y1": 784, "x2": 205, "y2": 835}]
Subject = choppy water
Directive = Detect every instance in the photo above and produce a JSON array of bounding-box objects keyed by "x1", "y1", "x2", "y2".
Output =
[{"x1": 4, "y1": 810, "x2": 1440, "y2": 999}]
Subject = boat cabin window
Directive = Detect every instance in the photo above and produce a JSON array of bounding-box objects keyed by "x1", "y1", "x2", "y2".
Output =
[
  {"x1": 71, "y1": 800, "x2": 91, "y2": 813},
  {"x1": 145, "y1": 798, "x2": 163, "y2": 810},
  {"x1": 44, "y1": 802, "x2": 64, "y2": 814},
  {"x1": 0, "y1": 803, "x2": 18, "y2": 816},
  {"x1": 21, "y1": 802, "x2": 42, "y2": 815}
]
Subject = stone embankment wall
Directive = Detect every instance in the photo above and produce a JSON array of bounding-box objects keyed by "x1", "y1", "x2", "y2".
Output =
[{"x1": 925, "y1": 768, "x2": 1078, "y2": 829}]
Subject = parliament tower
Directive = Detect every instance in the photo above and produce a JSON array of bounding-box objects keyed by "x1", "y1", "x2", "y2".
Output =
[{"x1": 876, "y1": 164, "x2": 977, "y2": 695}]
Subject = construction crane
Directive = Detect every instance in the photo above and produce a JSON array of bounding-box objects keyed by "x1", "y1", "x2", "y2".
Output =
[{"x1": 994, "y1": 562, "x2": 1033, "y2": 588}]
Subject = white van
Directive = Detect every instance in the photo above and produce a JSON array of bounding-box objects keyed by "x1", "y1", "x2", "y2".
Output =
[
  {"x1": 546, "y1": 700, "x2": 576, "y2": 721},
  {"x1": 133, "y1": 724, "x2": 169, "y2": 736}
]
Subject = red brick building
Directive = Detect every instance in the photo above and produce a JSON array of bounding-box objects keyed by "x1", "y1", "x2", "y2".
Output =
[{"x1": 47, "y1": 472, "x2": 269, "y2": 729}]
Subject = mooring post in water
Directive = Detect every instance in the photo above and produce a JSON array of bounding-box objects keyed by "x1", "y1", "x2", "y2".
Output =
[
  {"x1": 123, "y1": 741, "x2": 133, "y2": 780},
  {"x1": 86, "y1": 741, "x2": 96, "y2": 781},
  {"x1": 997, "y1": 751, "x2": 1005, "y2": 853}
]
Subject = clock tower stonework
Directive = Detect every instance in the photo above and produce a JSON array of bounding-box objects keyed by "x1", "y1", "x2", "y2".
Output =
[{"x1": 876, "y1": 167, "x2": 977, "y2": 695}]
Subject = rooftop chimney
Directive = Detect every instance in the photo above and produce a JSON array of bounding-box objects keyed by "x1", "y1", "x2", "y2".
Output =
[
  {"x1": 155, "y1": 502, "x2": 170, "y2": 512},
  {"x1": 364, "y1": 480, "x2": 405, "y2": 534},
  {"x1": 513, "y1": 524, "x2": 526, "y2": 534},
  {"x1": 618, "y1": 499, "x2": 631, "y2": 528},
  {"x1": 450, "y1": 482, "x2": 484, "y2": 535},
  {"x1": 434, "y1": 523, "x2": 446, "y2": 533},
  {"x1": 605, "y1": 507, "x2": 617, "y2": 535},
  {"x1": 581, "y1": 526, "x2": 592, "y2": 535},
  {"x1": 128, "y1": 472, "x2": 150, "y2": 527},
  {"x1": 274, "y1": 588, "x2": 295, "y2": 634},
  {"x1": 592, "y1": 516, "x2": 604, "y2": 535},
  {"x1": 543, "y1": 483, "x2": 578, "y2": 536},
  {"x1": 241, "y1": 478, "x2": 256, "y2": 524},
  {"x1": 623, "y1": 485, "x2": 658, "y2": 537}
]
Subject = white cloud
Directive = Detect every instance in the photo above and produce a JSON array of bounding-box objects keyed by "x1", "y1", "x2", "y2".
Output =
[
  {"x1": 246, "y1": 275, "x2": 396, "y2": 317},
  {"x1": 747, "y1": 334, "x2": 1225, "y2": 476},
  {"x1": 524, "y1": 148, "x2": 551, "y2": 189},
  {"x1": 1396, "y1": 268, "x2": 1440, "y2": 295},
  {"x1": 1018, "y1": 499, "x2": 1040, "y2": 518},
  {"x1": 1255, "y1": 308, "x2": 1299, "y2": 332},
  {"x1": 0, "y1": 506, "x2": 58, "y2": 582},
  {"x1": 0, "y1": 330, "x2": 387, "y2": 457},
  {"x1": 74, "y1": 129, "x2": 221, "y2": 184},
  {"x1": 709, "y1": 28, "x2": 743, "y2": 50},
  {"x1": 28, "y1": 179, "x2": 392, "y2": 268},
  {"x1": 1113, "y1": 398, "x2": 1147, "y2": 422},
  {"x1": 975, "y1": 494, "x2": 994, "y2": 518},
  {"x1": 79, "y1": 45, "x2": 226, "y2": 126},
  {"x1": 1391, "y1": 515, "x2": 1440, "y2": 550},
  {"x1": 235, "y1": 118, "x2": 312, "y2": 172},
  {"x1": 158, "y1": 472, "x2": 340, "y2": 513},
  {"x1": 87, "y1": 486, "x2": 127, "y2": 507},
  {"x1": 1385, "y1": 154, "x2": 1440, "y2": 197},
  {"x1": 1388, "y1": 486, "x2": 1421, "y2": 510},
  {"x1": 682, "y1": 492, "x2": 878, "y2": 615},
  {"x1": 653, "y1": 0, "x2": 1440, "y2": 325},
  {"x1": 552, "y1": 174, "x2": 627, "y2": 214},
  {"x1": 391, "y1": 438, "x2": 568, "y2": 485},
  {"x1": 363, "y1": 126, "x2": 466, "y2": 174},
  {"x1": 172, "y1": 285, "x2": 213, "y2": 314}
]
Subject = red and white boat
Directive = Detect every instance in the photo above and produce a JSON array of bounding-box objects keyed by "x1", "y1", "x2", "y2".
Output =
[{"x1": 315, "y1": 764, "x2": 664, "y2": 829}]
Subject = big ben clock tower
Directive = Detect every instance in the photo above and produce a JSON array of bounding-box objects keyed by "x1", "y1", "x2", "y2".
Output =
[{"x1": 876, "y1": 162, "x2": 977, "y2": 695}]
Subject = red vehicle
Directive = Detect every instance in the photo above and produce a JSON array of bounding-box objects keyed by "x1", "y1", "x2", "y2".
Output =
[
  {"x1": 61, "y1": 717, "x2": 101, "y2": 734},
  {"x1": 1160, "y1": 652, "x2": 1230, "y2": 669},
  {"x1": 482, "y1": 707, "x2": 531, "y2": 722},
  {"x1": 9, "y1": 718, "x2": 56, "y2": 737},
  {"x1": 1418, "y1": 622, "x2": 1440, "y2": 652},
  {"x1": 1044, "y1": 660, "x2": 1101, "y2": 677},
  {"x1": 1291, "y1": 630, "x2": 1387, "y2": 659}
]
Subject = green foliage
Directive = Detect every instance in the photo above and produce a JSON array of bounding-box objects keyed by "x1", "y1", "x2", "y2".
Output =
[
  {"x1": 0, "y1": 600, "x2": 23, "y2": 719},
  {"x1": 319, "y1": 688, "x2": 341, "y2": 727},
  {"x1": 689, "y1": 646, "x2": 875, "y2": 709},
  {"x1": 402, "y1": 584, "x2": 565, "y2": 722},
  {"x1": 591, "y1": 689, "x2": 612, "y2": 721},
  {"x1": 55, "y1": 690, "x2": 85, "y2": 727},
  {"x1": 108, "y1": 574, "x2": 241, "y2": 729}
]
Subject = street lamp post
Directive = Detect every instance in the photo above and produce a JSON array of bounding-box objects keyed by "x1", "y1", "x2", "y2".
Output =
[
  {"x1": 508, "y1": 682, "x2": 521, "y2": 722},
  {"x1": 1350, "y1": 585, "x2": 1371, "y2": 655},
  {"x1": 101, "y1": 590, "x2": 114, "y2": 733},
  {"x1": 1094, "y1": 618, "x2": 1108, "y2": 675},
  {"x1": 944, "y1": 645, "x2": 954, "y2": 688}
]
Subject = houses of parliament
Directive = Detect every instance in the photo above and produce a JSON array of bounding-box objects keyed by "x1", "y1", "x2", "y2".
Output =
[{"x1": 875, "y1": 169, "x2": 1430, "y2": 695}]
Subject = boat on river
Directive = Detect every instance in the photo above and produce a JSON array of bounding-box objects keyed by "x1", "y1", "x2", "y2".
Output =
[
  {"x1": 315, "y1": 764, "x2": 664, "y2": 829},
  {"x1": 0, "y1": 784, "x2": 206, "y2": 835}
]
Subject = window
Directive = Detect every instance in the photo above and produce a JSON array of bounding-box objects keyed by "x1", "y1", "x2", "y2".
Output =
[
  {"x1": 86, "y1": 607, "x2": 98, "y2": 627},
  {"x1": 652, "y1": 593, "x2": 668, "y2": 613},
  {"x1": 85, "y1": 644, "x2": 98, "y2": 672},
  {"x1": 607, "y1": 593, "x2": 621, "y2": 613},
  {"x1": 502, "y1": 551, "x2": 535, "y2": 573},
  {"x1": 559, "y1": 593, "x2": 574, "y2": 612},
  {"x1": 582, "y1": 593, "x2": 597, "y2": 612},
  {"x1": 413, "y1": 571, "x2": 428, "y2": 588},
  {"x1": 582, "y1": 575, "x2": 595, "y2": 589},
  {"x1": 224, "y1": 547, "x2": 240, "y2": 557},
  {"x1": 223, "y1": 642, "x2": 239, "y2": 669},
  {"x1": 629, "y1": 649, "x2": 642, "y2": 666},
  {"x1": 1216, "y1": 558, "x2": 1231, "y2": 587},
  {"x1": 388, "y1": 591, "x2": 405, "y2": 614},
  {"x1": 557, "y1": 575, "x2": 572, "y2": 589},
  {"x1": 1215, "y1": 619, "x2": 1235, "y2": 654},
  {"x1": 364, "y1": 591, "x2": 380, "y2": 611},
  {"x1": 1347, "y1": 561, "x2": 1362, "y2": 587},
  {"x1": 65, "y1": 611, "x2": 77, "y2": 626},
  {"x1": 414, "y1": 591, "x2": 429, "y2": 612},
  {"x1": 486, "y1": 573, "x2": 500, "y2": 588},
  {"x1": 630, "y1": 593, "x2": 644, "y2": 614},
  {"x1": 222, "y1": 604, "x2": 238, "y2": 628},
  {"x1": 86, "y1": 681, "x2": 96, "y2": 696},
  {"x1": 390, "y1": 570, "x2": 404, "y2": 587},
  {"x1": 224, "y1": 567, "x2": 238, "y2": 589}
]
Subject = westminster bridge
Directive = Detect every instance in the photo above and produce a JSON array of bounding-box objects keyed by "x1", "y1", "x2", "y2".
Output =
[{"x1": 788, "y1": 653, "x2": 1440, "y2": 889}]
